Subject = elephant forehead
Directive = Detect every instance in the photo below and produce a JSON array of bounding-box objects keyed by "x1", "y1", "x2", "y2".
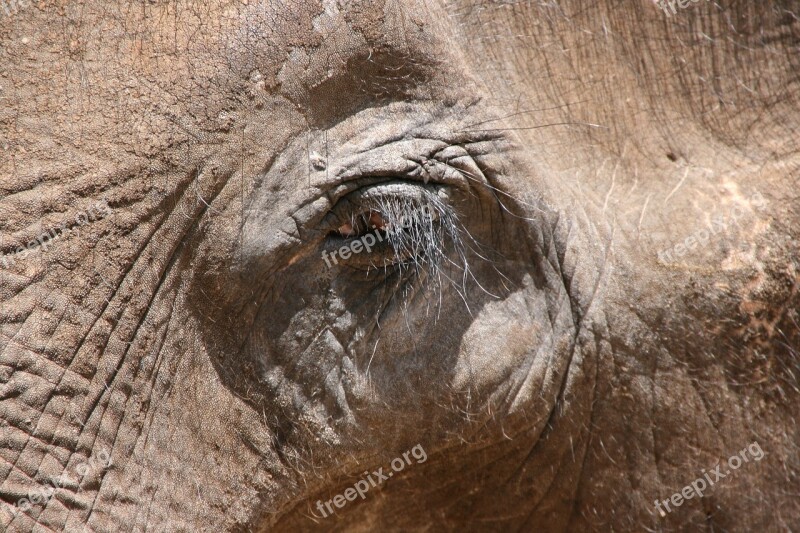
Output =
[
  {"x1": 159, "y1": 0, "x2": 474, "y2": 140},
  {"x1": 214, "y1": 0, "x2": 473, "y2": 120},
  {"x1": 135, "y1": 0, "x2": 469, "y2": 100}
]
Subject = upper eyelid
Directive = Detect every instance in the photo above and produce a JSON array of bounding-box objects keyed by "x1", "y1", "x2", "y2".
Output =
[
  {"x1": 324, "y1": 142, "x2": 443, "y2": 189},
  {"x1": 289, "y1": 133, "x2": 502, "y2": 236},
  {"x1": 317, "y1": 145, "x2": 482, "y2": 219},
  {"x1": 236, "y1": 129, "x2": 493, "y2": 271},
  {"x1": 320, "y1": 135, "x2": 494, "y2": 191},
  {"x1": 301, "y1": 148, "x2": 442, "y2": 229}
]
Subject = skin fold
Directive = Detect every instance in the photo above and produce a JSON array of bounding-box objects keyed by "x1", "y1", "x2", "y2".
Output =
[{"x1": 0, "y1": 0, "x2": 798, "y2": 531}]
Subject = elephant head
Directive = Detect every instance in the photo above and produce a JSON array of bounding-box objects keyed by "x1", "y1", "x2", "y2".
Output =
[{"x1": 1, "y1": 0, "x2": 798, "y2": 531}]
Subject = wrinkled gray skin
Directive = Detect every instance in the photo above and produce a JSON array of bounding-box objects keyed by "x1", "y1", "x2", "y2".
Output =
[{"x1": 0, "y1": 0, "x2": 799, "y2": 531}]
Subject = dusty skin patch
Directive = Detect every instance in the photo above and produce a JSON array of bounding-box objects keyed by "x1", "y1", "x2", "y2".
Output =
[{"x1": 0, "y1": 1, "x2": 799, "y2": 532}]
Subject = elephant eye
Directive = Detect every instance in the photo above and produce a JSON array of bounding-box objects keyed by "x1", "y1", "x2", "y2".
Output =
[
  {"x1": 333, "y1": 210, "x2": 389, "y2": 239},
  {"x1": 321, "y1": 184, "x2": 460, "y2": 272}
]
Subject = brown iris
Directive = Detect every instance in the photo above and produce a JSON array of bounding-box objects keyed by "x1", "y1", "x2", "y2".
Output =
[{"x1": 335, "y1": 210, "x2": 389, "y2": 238}]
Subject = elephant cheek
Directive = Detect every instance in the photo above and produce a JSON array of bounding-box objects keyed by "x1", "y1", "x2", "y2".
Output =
[{"x1": 452, "y1": 275, "x2": 574, "y2": 418}]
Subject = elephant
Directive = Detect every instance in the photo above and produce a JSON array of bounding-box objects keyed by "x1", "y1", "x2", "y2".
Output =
[{"x1": 0, "y1": 0, "x2": 798, "y2": 531}]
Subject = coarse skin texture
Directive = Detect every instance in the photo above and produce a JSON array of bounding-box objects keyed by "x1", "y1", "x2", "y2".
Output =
[{"x1": 0, "y1": 0, "x2": 798, "y2": 531}]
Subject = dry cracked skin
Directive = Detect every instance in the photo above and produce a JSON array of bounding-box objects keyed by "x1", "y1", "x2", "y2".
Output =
[{"x1": 0, "y1": 0, "x2": 799, "y2": 531}]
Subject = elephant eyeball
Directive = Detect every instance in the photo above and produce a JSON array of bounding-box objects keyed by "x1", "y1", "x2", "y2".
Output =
[
  {"x1": 336, "y1": 221, "x2": 356, "y2": 237},
  {"x1": 336, "y1": 210, "x2": 388, "y2": 238},
  {"x1": 368, "y1": 210, "x2": 388, "y2": 230}
]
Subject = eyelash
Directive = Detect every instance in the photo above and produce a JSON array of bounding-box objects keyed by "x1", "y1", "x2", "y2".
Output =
[
  {"x1": 331, "y1": 209, "x2": 392, "y2": 239},
  {"x1": 324, "y1": 187, "x2": 465, "y2": 275}
]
